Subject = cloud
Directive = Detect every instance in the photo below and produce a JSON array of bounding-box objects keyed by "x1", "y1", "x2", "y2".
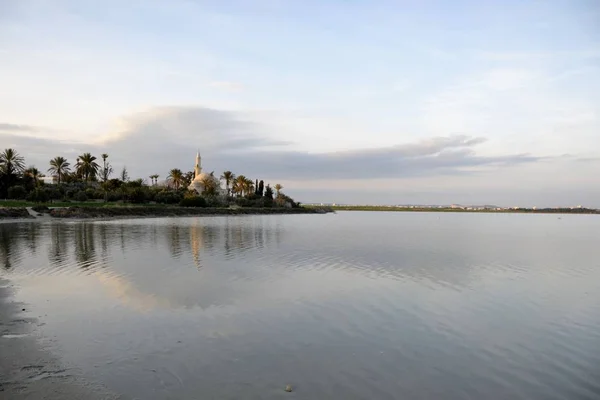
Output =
[
  {"x1": 0, "y1": 123, "x2": 37, "y2": 132},
  {"x1": 476, "y1": 49, "x2": 600, "y2": 61},
  {"x1": 208, "y1": 81, "x2": 244, "y2": 91},
  {"x1": 0, "y1": 106, "x2": 542, "y2": 182}
]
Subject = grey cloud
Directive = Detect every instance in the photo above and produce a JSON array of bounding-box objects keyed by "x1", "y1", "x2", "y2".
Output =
[
  {"x1": 0, "y1": 123, "x2": 37, "y2": 132},
  {"x1": 1, "y1": 106, "x2": 541, "y2": 182}
]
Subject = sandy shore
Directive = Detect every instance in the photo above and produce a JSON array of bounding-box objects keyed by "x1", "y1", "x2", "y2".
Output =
[{"x1": 0, "y1": 279, "x2": 122, "y2": 399}]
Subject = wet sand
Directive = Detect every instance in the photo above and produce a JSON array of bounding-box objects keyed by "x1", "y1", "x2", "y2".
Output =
[{"x1": 0, "y1": 279, "x2": 122, "y2": 399}]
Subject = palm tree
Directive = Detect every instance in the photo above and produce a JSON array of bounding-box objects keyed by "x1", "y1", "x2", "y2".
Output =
[
  {"x1": 148, "y1": 174, "x2": 160, "y2": 185},
  {"x1": 274, "y1": 183, "x2": 283, "y2": 197},
  {"x1": 100, "y1": 153, "x2": 113, "y2": 183},
  {"x1": 200, "y1": 175, "x2": 218, "y2": 196},
  {"x1": 0, "y1": 148, "x2": 26, "y2": 193},
  {"x1": 168, "y1": 168, "x2": 184, "y2": 190},
  {"x1": 220, "y1": 171, "x2": 235, "y2": 197},
  {"x1": 244, "y1": 177, "x2": 254, "y2": 197},
  {"x1": 0, "y1": 148, "x2": 26, "y2": 176},
  {"x1": 75, "y1": 153, "x2": 100, "y2": 182},
  {"x1": 24, "y1": 167, "x2": 41, "y2": 187},
  {"x1": 183, "y1": 171, "x2": 194, "y2": 188},
  {"x1": 48, "y1": 156, "x2": 70, "y2": 185},
  {"x1": 234, "y1": 175, "x2": 247, "y2": 197}
]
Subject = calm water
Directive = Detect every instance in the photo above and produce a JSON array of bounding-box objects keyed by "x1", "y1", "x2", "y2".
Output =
[{"x1": 1, "y1": 212, "x2": 600, "y2": 399}]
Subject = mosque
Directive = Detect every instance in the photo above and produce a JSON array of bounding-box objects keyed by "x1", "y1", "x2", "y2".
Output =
[{"x1": 187, "y1": 151, "x2": 224, "y2": 195}]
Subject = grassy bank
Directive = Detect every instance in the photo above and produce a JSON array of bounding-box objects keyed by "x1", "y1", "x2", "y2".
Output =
[
  {"x1": 0, "y1": 204, "x2": 333, "y2": 220},
  {"x1": 309, "y1": 205, "x2": 599, "y2": 215},
  {"x1": 49, "y1": 206, "x2": 332, "y2": 219},
  {"x1": 0, "y1": 200, "x2": 169, "y2": 208}
]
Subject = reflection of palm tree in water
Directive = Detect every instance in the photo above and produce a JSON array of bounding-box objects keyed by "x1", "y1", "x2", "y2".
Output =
[
  {"x1": 99, "y1": 224, "x2": 109, "y2": 256},
  {"x1": 75, "y1": 223, "x2": 96, "y2": 267},
  {"x1": 48, "y1": 223, "x2": 69, "y2": 266},
  {"x1": 167, "y1": 225, "x2": 183, "y2": 258},
  {"x1": 0, "y1": 224, "x2": 19, "y2": 270},
  {"x1": 191, "y1": 218, "x2": 283, "y2": 262},
  {"x1": 25, "y1": 223, "x2": 40, "y2": 255}
]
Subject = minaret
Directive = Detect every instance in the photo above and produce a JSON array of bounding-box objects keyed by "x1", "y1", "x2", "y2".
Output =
[{"x1": 194, "y1": 151, "x2": 202, "y2": 178}]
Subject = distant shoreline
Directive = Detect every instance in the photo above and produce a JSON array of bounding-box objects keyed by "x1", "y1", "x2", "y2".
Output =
[{"x1": 309, "y1": 205, "x2": 599, "y2": 215}]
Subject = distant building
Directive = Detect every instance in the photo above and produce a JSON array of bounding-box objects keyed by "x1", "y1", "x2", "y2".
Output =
[{"x1": 42, "y1": 176, "x2": 57, "y2": 185}]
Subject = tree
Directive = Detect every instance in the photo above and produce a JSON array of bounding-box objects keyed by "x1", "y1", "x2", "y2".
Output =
[
  {"x1": 168, "y1": 168, "x2": 184, "y2": 190},
  {"x1": 48, "y1": 156, "x2": 70, "y2": 184},
  {"x1": 0, "y1": 148, "x2": 26, "y2": 178},
  {"x1": 258, "y1": 180, "x2": 264, "y2": 196},
  {"x1": 220, "y1": 171, "x2": 235, "y2": 197},
  {"x1": 24, "y1": 167, "x2": 41, "y2": 187},
  {"x1": 244, "y1": 177, "x2": 254, "y2": 198},
  {"x1": 183, "y1": 171, "x2": 194, "y2": 188},
  {"x1": 255, "y1": 179, "x2": 259, "y2": 195},
  {"x1": 120, "y1": 166, "x2": 129, "y2": 182},
  {"x1": 75, "y1": 153, "x2": 100, "y2": 182},
  {"x1": 0, "y1": 148, "x2": 26, "y2": 195},
  {"x1": 274, "y1": 183, "x2": 283, "y2": 197},
  {"x1": 264, "y1": 185, "x2": 274, "y2": 207},
  {"x1": 101, "y1": 153, "x2": 113, "y2": 183},
  {"x1": 200, "y1": 175, "x2": 219, "y2": 197},
  {"x1": 149, "y1": 174, "x2": 159, "y2": 185},
  {"x1": 234, "y1": 175, "x2": 247, "y2": 197}
]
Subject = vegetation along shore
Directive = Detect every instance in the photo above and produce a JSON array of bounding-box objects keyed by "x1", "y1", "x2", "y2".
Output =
[{"x1": 0, "y1": 148, "x2": 333, "y2": 219}]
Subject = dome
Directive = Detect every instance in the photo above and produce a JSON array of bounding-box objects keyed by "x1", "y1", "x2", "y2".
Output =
[
  {"x1": 192, "y1": 172, "x2": 210, "y2": 182},
  {"x1": 188, "y1": 172, "x2": 223, "y2": 195}
]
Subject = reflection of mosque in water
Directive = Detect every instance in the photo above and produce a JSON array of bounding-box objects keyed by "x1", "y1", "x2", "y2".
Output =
[
  {"x1": 0, "y1": 220, "x2": 490, "y2": 311},
  {"x1": 0, "y1": 219, "x2": 283, "y2": 272}
]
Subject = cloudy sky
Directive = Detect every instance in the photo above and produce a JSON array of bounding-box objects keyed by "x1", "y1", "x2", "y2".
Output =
[{"x1": 1, "y1": 0, "x2": 599, "y2": 206}]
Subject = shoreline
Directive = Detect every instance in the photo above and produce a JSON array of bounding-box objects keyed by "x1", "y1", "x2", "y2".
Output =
[
  {"x1": 0, "y1": 206, "x2": 333, "y2": 221},
  {"x1": 0, "y1": 279, "x2": 121, "y2": 399}
]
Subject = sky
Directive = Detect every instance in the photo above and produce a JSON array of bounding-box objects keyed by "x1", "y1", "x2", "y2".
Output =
[{"x1": 0, "y1": 0, "x2": 599, "y2": 207}]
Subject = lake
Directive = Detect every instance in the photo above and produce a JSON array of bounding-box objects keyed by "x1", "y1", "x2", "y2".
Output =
[{"x1": 1, "y1": 212, "x2": 600, "y2": 399}]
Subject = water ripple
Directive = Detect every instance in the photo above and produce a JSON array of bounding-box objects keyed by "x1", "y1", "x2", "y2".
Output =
[{"x1": 1, "y1": 214, "x2": 599, "y2": 399}]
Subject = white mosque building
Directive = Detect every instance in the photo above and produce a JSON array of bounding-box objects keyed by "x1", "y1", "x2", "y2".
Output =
[{"x1": 187, "y1": 152, "x2": 224, "y2": 195}]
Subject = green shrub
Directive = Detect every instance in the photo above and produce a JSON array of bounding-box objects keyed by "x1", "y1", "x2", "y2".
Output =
[
  {"x1": 26, "y1": 188, "x2": 49, "y2": 203},
  {"x1": 127, "y1": 187, "x2": 147, "y2": 204},
  {"x1": 234, "y1": 197, "x2": 251, "y2": 207},
  {"x1": 155, "y1": 190, "x2": 182, "y2": 204},
  {"x1": 106, "y1": 191, "x2": 122, "y2": 202},
  {"x1": 7, "y1": 185, "x2": 27, "y2": 200},
  {"x1": 205, "y1": 196, "x2": 227, "y2": 208},
  {"x1": 74, "y1": 191, "x2": 88, "y2": 202},
  {"x1": 85, "y1": 188, "x2": 96, "y2": 199},
  {"x1": 179, "y1": 196, "x2": 207, "y2": 207},
  {"x1": 47, "y1": 186, "x2": 62, "y2": 201}
]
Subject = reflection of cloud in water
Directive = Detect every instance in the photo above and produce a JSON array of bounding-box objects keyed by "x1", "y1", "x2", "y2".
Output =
[
  {"x1": 93, "y1": 268, "x2": 175, "y2": 312},
  {"x1": 88, "y1": 217, "x2": 286, "y2": 311},
  {"x1": 1, "y1": 215, "x2": 508, "y2": 315}
]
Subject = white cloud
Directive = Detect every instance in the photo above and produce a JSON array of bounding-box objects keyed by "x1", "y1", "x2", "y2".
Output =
[{"x1": 209, "y1": 81, "x2": 245, "y2": 91}]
